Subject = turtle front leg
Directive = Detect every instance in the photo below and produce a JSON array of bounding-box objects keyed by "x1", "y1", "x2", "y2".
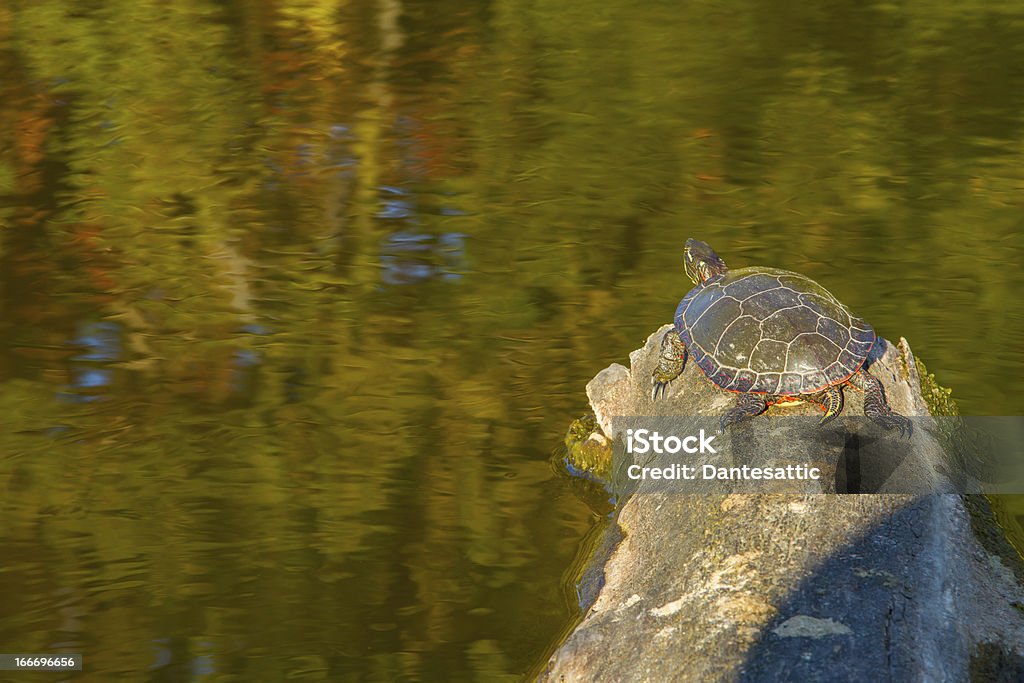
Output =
[
  {"x1": 850, "y1": 368, "x2": 913, "y2": 438},
  {"x1": 651, "y1": 330, "x2": 687, "y2": 401},
  {"x1": 808, "y1": 385, "x2": 844, "y2": 426},
  {"x1": 719, "y1": 393, "x2": 768, "y2": 434}
]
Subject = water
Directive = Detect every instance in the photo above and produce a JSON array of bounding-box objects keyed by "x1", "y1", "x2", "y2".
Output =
[{"x1": 1, "y1": 0, "x2": 1023, "y2": 679}]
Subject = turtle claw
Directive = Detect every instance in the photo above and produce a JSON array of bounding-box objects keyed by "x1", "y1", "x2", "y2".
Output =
[
  {"x1": 652, "y1": 331, "x2": 686, "y2": 403},
  {"x1": 719, "y1": 394, "x2": 767, "y2": 434},
  {"x1": 874, "y1": 414, "x2": 913, "y2": 439},
  {"x1": 651, "y1": 379, "x2": 669, "y2": 402}
]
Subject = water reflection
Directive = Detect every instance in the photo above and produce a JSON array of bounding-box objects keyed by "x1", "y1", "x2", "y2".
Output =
[
  {"x1": 1, "y1": 0, "x2": 1024, "y2": 679},
  {"x1": 381, "y1": 230, "x2": 465, "y2": 285}
]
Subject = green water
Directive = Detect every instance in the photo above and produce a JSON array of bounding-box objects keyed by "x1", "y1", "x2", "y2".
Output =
[{"x1": 1, "y1": 0, "x2": 1023, "y2": 680}]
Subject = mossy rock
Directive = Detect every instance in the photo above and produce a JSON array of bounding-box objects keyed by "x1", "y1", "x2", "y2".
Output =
[
  {"x1": 563, "y1": 413, "x2": 613, "y2": 482},
  {"x1": 915, "y1": 355, "x2": 959, "y2": 417},
  {"x1": 915, "y1": 355, "x2": 1001, "y2": 483}
]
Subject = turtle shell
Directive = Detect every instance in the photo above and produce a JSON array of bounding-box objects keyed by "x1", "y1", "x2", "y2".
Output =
[{"x1": 674, "y1": 267, "x2": 876, "y2": 396}]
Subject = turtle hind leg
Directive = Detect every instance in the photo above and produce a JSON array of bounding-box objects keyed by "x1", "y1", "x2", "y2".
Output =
[
  {"x1": 809, "y1": 385, "x2": 844, "y2": 426},
  {"x1": 719, "y1": 393, "x2": 768, "y2": 434},
  {"x1": 850, "y1": 368, "x2": 913, "y2": 439},
  {"x1": 651, "y1": 330, "x2": 688, "y2": 401}
]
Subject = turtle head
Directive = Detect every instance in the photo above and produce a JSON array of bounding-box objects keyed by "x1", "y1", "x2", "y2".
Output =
[{"x1": 683, "y1": 238, "x2": 728, "y2": 285}]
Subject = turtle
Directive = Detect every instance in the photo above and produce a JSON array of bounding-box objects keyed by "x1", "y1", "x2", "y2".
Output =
[{"x1": 651, "y1": 238, "x2": 912, "y2": 437}]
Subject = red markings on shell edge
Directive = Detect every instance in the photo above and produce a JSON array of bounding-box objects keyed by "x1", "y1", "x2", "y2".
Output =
[
  {"x1": 748, "y1": 373, "x2": 781, "y2": 395},
  {"x1": 678, "y1": 326, "x2": 693, "y2": 347},
  {"x1": 727, "y1": 369, "x2": 756, "y2": 393},
  {"x1": 801, "y1": 370, "x2": 828, "y2": 393},
  {"x1": 696, "y1": 355, "x2": 717, "y2": 376},
  {"x1": 710, "y1": 366, "x2": 735, "y2": 387},
  {"x1": 713, "y1": 356, "x2": 869, "y2": 396},
  {"x1": 824, "y1": 363, "x2": 850, "y2": 384},
  {"x1": 779, "y1": 373, "x2": 803, "y2": 394}
]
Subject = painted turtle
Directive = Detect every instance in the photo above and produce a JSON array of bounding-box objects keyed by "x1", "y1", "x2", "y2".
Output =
[{"x1": 651, "y1": 238, "x2": 912, "y2": 437}]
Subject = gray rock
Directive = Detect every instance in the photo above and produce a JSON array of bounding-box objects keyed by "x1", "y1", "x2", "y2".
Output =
[
  {"x1": 772, "y1": 615, "x2": 852, "y2": 638},
  {"x1": 544, "y1": 327, "x2": 1024, "y2": 682}
]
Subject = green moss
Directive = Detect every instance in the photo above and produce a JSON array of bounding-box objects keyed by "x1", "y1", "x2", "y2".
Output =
[
  {"x1": 920, "y1": 360, "x2": 1024, "y2": 569},
  {"x1": 563, "y1": 414, "x2": 613, "y2": 481},
  {"x1": 914, "y1": 354, "x2": 975, "y2": 470},
  {"x1": 914, "y1": 355, "x2": 959, "y2": 417},
  {"x1": 970, "y1": 642, "x2": 1024, "y2": 681}
]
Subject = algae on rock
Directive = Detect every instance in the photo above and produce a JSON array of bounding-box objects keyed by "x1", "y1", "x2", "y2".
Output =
[{"x1": 562, "y1": 413, "x2": 613, "y2": 482}]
